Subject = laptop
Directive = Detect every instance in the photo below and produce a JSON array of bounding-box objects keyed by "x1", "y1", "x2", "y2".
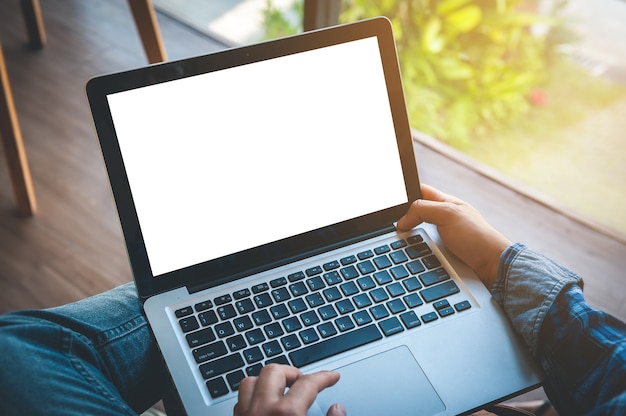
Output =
[{"x1": 86, "y1": 17, "x2": 542, "y2": 416}]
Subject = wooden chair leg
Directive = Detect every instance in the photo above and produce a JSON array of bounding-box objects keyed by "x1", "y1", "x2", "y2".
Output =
[
  {"x1": 0, "y1": 42, "x2": 37, "y2": 215},
  {"x1": 20, "y1": 0, "x2": 46, "y2": 49},
  {"x1": 127, "y1": 0, "x2": 167, "y2": 64}
]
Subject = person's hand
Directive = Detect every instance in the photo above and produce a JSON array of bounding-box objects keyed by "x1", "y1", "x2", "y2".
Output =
[
  {"x1": 396, "y1": 184, "x2": 511, "y2": 289},
  {"x1": 234, "y1": 364, "x2": 345, "y2": 416}
]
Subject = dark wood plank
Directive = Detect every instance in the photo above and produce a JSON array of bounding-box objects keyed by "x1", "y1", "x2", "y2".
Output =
[{"x1": 0, "y1": 0, "x2": 225, "y2": 313}]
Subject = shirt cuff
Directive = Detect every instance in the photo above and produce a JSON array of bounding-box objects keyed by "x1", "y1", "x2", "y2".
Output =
[{"x1": 491, "y1": 243, "x2": 584, "y2": 357}]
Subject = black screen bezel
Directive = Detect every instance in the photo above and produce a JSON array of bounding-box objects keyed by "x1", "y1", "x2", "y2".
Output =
[{"x1": 86, "y1": 17, "x2": 421, "y2": 300}]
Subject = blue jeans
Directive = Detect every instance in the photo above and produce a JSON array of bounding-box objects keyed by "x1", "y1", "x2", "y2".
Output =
[{"x1": 0, "y1": 282, "x2": 176, "y2": 415}]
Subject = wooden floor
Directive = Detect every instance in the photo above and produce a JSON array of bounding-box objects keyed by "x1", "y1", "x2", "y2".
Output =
[{"x1": 1, "y1": 0, "x2": 625, "y2": 336}]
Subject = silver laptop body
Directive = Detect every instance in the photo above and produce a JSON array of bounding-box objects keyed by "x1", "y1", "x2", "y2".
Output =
[{"x1": 87, "y1": 17, "x2": 542, "y2": 416}]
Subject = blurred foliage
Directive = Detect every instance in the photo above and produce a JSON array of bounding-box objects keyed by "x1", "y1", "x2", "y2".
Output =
[
  {"x1": 261, "y1": 0, "x2": 568, "y2": 145},
  {"x1": 341, "y1": 0, "x2": 566, "y2": 145},
  {"x1": 262, "y1": 0, "x2": 304, "y2": 40}
]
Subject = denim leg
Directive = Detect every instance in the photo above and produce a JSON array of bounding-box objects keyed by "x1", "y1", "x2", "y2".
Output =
[{"x1": 0, "y1": 282, "x2": 171, "y2": 415}]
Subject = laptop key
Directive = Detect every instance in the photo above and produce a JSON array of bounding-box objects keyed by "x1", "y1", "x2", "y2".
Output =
[
  {"x1": 264, "y1": 322, "x2": 284, "y2": 339},
  {"x1": 245, "y1": 328, "x2": 266, "y2": 345},
  {"x1": 270, "y1": 277, "x2": 287, "y2": 288},
  {"x1": 233, "y1": 289, "x2": 251, "y2": 300},
  {"x1": 254, "y1": 293, "x2": 273, "y2": 308},
  {"x1": 390, "y1": 251, "x2": 408, "y2": 264},
  {"x1": 217, "y1": 304, "x2": 236, "y2": 320},
  {"x1": 246, "y1": 363, "x2": 263, "y2": 377},
  {"x1": 289, "y1": 324, "x2": 382, "y2": 367},
  {"x1": 323, "y1": 260, "x2": 340, "y2": 271},
  {"x1": 353, "y1": 310, "x2": 373, "y2": 326},
  {"x1": 421, "y1": 312, "x2": 438, "y2": 323},
  {"x1": 379, "y1": 316, "x2": 404, "y2": 336},
  {"x1": 266, "y1": 355, "x2": 290, "y2": 366},
  {"x1": 306, "y1": 276, "x2": 325, "y2": 291},
  {"x1": 356, "y1": 260, "x2": 375, "y2": 275},
  {"x1": 270, "y1": 304, "x2": 290, "y2": 320},
  {"x1": 226, "y1": 370, "x2": 246, "y2": 391},
  {"x1": 373, "y1": 255, "x2": 392, "y2": 269},
  {"x1": 193, "y1": 340, "x2": 227, "y2": 363},
  {"x1": 198, "y1": 310, "x2": 218, "y2": 326},
  {"x1": 391, "y1": 240, "x2": 407, "y2": 250},
  {"x1": 179, "y1": 316, "x2": 199, "y2": 333},
  {"x1": 305, "y1": 292, "x2": 325, "y2": 308},
  {"x1": 340, "y1": 255, "x2": 357, "y2": 265},
  {"x1": 323, "y1": 271, "x2": 342, "y2": 285},
  {"x1": 317, "y1": 322, "x2": 337, "y2": 338},
  {"x1": 289, "y1": 282, "x2": 308, "y2": 297},
  {"x1": 299, "y1": 328, "x2": 319, "y2": 344},
  {"x1": 262, "y1": 340, "x2": 283, "y2": 357},
  {"x1": 403, "y1": 293, "x2": 423, "y2": 308},
  {"x1": 374, "y1": 245, "x2": 390, "y2": 255},
  {"x1": 422, "y1": 254, "x2": 441, "y2": 269},
  {"x1": 454, "y1": 300, "x2": 472, "y2": 312},
  {"x1": 186, "y1": 327, "x2": 216, "y2": 348},
  {"x1": 386, "y1": 299, "x2": 406, "y2": 314},
  {"x1": 199, "y1": 353, "x2": 244, "y2": 379},
  {"x1": 226, "y1": 335, "x2": 247, "y2": 352},
  {"x1": 282, "y1": 316, "x2": 302, "y2": 332},
  {"x1": 373, "y1": 270, "x2": 392, "y2": 285},
  {"x1": 214, "y1": 294, "x2": 232, "y2": 306},
  {"x1": 399, "y1": 311, "x2": 421, "y2": 329},
  {"x1": 235, "y1": 298, "x2": 255, "y2": 314},
  {"x1": 175, "y1": 306, "x2": 193, "y2": 318},
  {"x1": 357, "y1": 249, "x2": 374, "y2": 260},
  {"x1": 289, "y1": 271, "x2": 306, "y2": 281},
  {"x1": 215, "y1": 322, "x2": 235, "y2": 338},
  {"x1": 195, "y1": 300, "x2": 213, "y2": 312},
  {"x1": 252, "y1": 309, "x2": 271, "y2": 325},
  {"x1": 206, "y1": 377, "x2": 229, "y2": 398},
  {"x1": 305, "y1": 266, "x2": 322, "y2": 277},
  {"x1": 318, "y1": 304, "x2": 338, "y2": 320},
  {"x1": 340, "y1": 265, "x2": 359, "y2": 280},
  {"x1": 406, "y1": 260, "x2": 426, "y2": 275},
  {"x1": 335, "y1": 316, "x2": 355, "y2": 332},
  {"x1": 252, "y1": 283, "x2": 269, "y2": 294},
  {"x1": 407, "y1": 235, "x2": 424, "y2": 245},
  {"x1": 420, "y1": 269, "x2": 450, "y2": 286},
  {"x1": 370, "y1": 305, "x2": 390, "y2": 320},
  {"x1": 271, "y1": 287, "x2": 290, "y2": 302},
  {"x1": 402, "y1": 277, "x2": 422, "y2": 292},
  {"x1": 243, "y1": 346, "x2": 264, "y2": 364},
  {"x1": 420, "y1": 280, "x2": 460, "y2": 303},
  {"x1": 438, "y1": 306, "x2": 455, "y2": 318},
  {"x1": 281, "y1": 334, "x2": 301, "y2": 350}
]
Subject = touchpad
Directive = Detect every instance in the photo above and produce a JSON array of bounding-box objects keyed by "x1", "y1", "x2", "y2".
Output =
[{"x1": 314, "y1": 346, "x2": 446, "y2": 415}]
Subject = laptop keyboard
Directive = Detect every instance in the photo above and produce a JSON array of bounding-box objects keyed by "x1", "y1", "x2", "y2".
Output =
[{"x1": 174, "y1": 233, "x2": 472, "y2": 399}]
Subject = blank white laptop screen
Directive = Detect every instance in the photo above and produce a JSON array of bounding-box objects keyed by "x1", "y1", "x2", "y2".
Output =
[{"x1": 106, "y1": 36, "x2": 407, "y2": 277}]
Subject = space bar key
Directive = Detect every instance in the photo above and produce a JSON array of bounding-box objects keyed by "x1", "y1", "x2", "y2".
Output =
[{"x1": 289, "y1": 324, "x2": 383, "y2": 368}]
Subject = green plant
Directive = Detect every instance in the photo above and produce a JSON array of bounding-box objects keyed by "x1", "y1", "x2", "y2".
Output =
[
  {"x1": 262, "y1": 0, "x2": 304, "y2": 40},
  {"x1": 341, "y1": 0, "x2": 563, "y2": 145}
]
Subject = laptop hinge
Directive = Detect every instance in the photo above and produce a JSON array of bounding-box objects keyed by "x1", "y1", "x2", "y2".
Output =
[{"x1": 187, "y1": 224, "x2": 397, "y2": 294}]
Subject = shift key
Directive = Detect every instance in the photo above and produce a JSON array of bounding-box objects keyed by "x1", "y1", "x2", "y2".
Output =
[
  {"x1": 420, "y1": 280, "x2": 460, "y2": 303},
  {"x1": 199, "y1": 353, "x2": 244, "y2": 379}
]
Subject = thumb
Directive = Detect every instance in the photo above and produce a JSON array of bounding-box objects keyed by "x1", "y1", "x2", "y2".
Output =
[
  {"x1": 397, "y1": 199, "x2": 453, "y2": 230},
  {"x1": 326, "y1": 403, "x2": 347, "y2": 416}
]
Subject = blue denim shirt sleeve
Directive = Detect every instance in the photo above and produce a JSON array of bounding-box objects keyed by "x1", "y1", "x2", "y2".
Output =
[
  {"x1": 491, "y1": 242, "x2": 583, "y2": 356},
  {"x1": 492, "y1": 243, "x2": 626, "y2": 415}
]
